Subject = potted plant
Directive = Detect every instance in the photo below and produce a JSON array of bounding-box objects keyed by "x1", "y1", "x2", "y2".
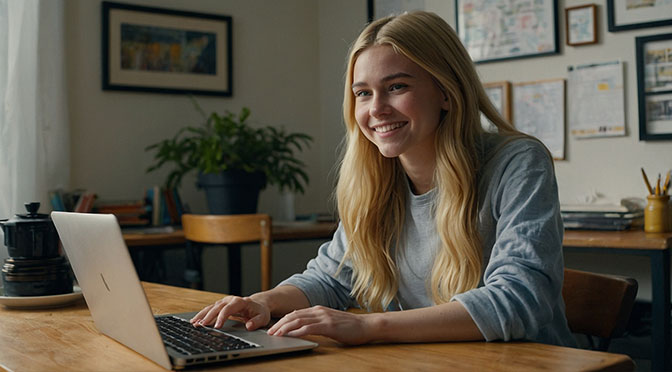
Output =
[{"x1": 145, "y1": 101, "x2": 312, "y2": 215}]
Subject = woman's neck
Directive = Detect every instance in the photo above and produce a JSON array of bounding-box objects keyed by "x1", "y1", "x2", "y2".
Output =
[{"x1": 400, "y1": 152, "x2": 436, "y2": 195}]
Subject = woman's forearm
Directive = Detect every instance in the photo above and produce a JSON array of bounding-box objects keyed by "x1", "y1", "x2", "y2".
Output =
[
  {"x1": 366, "y1": 301, "x2": 483, "y2": 343},
  {"x1": 249, "y1": 285, "x2": 311, "y2": 318}
]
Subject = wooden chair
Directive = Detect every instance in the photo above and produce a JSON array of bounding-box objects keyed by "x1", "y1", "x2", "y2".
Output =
[
  {"x1": 562, "y1": 268, "x2": 638, "y2": 351},
  {"x1": 182, "y1": 214, "x2": 272, "y2": 292}
]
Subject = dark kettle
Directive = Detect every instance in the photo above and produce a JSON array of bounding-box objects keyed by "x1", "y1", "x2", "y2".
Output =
[{"x1": 0, "y1": 202, "x2": 60, "y2": 258}]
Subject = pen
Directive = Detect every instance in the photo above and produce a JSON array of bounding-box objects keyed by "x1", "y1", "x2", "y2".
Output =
[{"x1": 641, "y1": 168, "x2": 654, "y2": 195}]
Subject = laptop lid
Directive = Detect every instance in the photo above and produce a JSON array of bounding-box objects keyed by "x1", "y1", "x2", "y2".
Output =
[{"x1": 52, "y1": 212, "x2": 316, "y2": 369}]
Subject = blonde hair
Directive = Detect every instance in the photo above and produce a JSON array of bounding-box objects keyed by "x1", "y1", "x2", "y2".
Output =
[{"x1": 336, "y1": 11, "x2": 519, "y2": 311}]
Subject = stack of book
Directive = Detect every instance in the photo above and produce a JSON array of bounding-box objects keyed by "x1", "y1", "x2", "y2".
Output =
[
  {"x1": 95, "y1": 200, "x2": 151, "y2": 227},
  {"x1": 561, "y1": 204, "x2": 644, "y2": 231},
  {"x1": 49, "y1": 189, "x2": 97, "y2": 213},
  {"x1": 145, "y1": 186, "x2": 185, "y2": 227}
]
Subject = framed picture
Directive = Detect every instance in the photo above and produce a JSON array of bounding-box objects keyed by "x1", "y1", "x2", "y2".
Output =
[
  {"x1": 607, "y1": 0, "x2": 672, "y2": 32},
  {"x1": 513, "y1": 79, "x2": 566, "y2": 160},
  {"x1": 102, "y1": 1, "x2": 233, "y2": 96},
  {"x1": 565, "y1": 4, "x2": 597, "y2": 46},
  {"x1": 636, "y1": 33, "x2": 672, "y2": 140},
  {"x1": 483, "y1": 81, "x2": 512, "y2": 121},
  {"x1": 367, "y1": 0, "x2": 426, "y2": 22},
  {"x1": 455, "y1": 0, "x2": 559, "y2": 63}
]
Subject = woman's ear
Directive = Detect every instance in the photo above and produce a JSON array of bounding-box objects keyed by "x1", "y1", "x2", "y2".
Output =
[{"x1": 441, "y1": 94, "x2": 450, "y2": 110}]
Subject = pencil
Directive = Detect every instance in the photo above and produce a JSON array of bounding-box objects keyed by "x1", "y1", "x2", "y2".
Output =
[
  {"x1": 664, "y1": 171, "x2": 670, "y2": 196},
  {"x1": 641, "y1": 168, "x2": 654, "y2": 195},
  {"x1": 656, "y1": 174, "x2": 661, "y2": 196}
]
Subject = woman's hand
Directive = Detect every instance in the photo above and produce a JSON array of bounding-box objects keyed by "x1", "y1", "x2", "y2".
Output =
[
  {"x1": 267, "y1": 305, "x2": 378, "y2": 345},
  {"x1": 190, "y1": 296, "x2": 271, "y2": 331}
]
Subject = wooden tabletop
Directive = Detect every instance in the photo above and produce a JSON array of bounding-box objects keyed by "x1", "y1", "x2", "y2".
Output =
[
  {"x1": 0, "y1": 282, "x2": 635, "y2": 371},
  {"x1": 123, "y1": 221, "x2": 338, "y2": 247},
  {"x1": 563, "y1": 229, "x2": 672, "y2": 250}
]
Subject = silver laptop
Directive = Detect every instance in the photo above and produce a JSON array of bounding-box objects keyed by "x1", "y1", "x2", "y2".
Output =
[{"x1": 52, "y1": 212, "x2": 317, "y2": 370}]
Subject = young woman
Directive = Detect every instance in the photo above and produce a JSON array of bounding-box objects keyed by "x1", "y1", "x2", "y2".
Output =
[{"x1": 190, "y1": 11, "x2": 575, "y2": 347}]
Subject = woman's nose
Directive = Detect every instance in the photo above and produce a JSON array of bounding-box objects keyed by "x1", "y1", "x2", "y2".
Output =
[{"x1": 369, "y1": 94, "x2": 391, "y2": 118}]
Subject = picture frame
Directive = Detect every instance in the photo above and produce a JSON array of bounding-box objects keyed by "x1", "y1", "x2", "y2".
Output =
[
  {"x1": 565, "y1": 4, "x2": 597, "y2": 46},
  {"x1": 367, "y1": 0, "x2": 425, "y2": 22},
  {"x1": 635, "y1": 33, "x2": 672, "y2": 141},
  {"x1": 483, "y1": 81, "x2": 512, "y2": 122},
  {"x1": 102, "y1": 1, "x2": 233, "y2": 96},
  {"x1": 607, "y1": 0, "x2": 672, "y2": 32},
  {"x1": 455, "y1": 0, "x2": 559, "y2": 64},
  {"x1": 513, "y1": 79, "x2": 566, "y2": 160}
]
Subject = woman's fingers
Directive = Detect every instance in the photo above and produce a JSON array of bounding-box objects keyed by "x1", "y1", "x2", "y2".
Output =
[
  {"x1": 190, "y1": 296, "x2": 271, "y2": 330},
  {"x1": 269, "y1": 311, "x2": 320, "y2": 336},
  {"x1": 190, "y1": 304, "x2": 214, "y2": 324},
  {"x1": 267, "y1": 305, "x2": 372, "y2": 345}
]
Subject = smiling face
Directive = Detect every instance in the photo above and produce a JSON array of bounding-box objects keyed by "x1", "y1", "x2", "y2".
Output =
[{"x1": 351, "y1": 45, "x2": 448, "y2": 165}]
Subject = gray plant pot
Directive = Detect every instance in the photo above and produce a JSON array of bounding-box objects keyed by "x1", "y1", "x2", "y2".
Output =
[{"x1": 196, "y1": 170, "x2": 267, "y2": 215}]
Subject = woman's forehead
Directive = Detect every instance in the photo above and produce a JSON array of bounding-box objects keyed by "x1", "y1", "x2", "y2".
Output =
[{"x1": 353, "y1": 45, "x2": 423, "y2": 81}]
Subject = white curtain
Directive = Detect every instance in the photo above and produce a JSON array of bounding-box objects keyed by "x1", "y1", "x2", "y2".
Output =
[{"x1": 0, "y1": 0, "x2": 69, "y2": 259}]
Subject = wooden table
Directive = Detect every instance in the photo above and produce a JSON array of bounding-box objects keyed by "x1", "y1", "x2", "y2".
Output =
[
  {"x1": 122, "y1": 226, "x2": 670, "y2": 370},
  {"x1": 0, "y1": 282, "x2": 635, "y2": 371},
  {"x1": 564, "y1": 229, "x2": 672, "y2": 372}
]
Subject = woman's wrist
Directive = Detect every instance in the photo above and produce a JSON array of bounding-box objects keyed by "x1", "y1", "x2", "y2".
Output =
[
  {"x1": 248, "y1": 291, "x2": 274, "y2": 314},
  {"x1": 362, "y1": 312, "x2": 388, "y2": 343}
]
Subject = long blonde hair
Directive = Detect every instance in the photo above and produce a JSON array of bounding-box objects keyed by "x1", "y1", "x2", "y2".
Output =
[{"x1": 336, "y1": 11, "x2": 519, "y2": 311}]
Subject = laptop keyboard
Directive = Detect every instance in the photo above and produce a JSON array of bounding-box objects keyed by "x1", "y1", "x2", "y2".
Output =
[{"x1": 155, "y1": 316, "x2": 259, "y2": 355}]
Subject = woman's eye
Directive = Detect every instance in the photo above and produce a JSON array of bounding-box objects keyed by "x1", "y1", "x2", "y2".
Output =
[
  {"x1": 390, "y1": 83, "x2": 407, "y2": 91},
  {"x1": 354, "y1": 90, "x2": 371, "y2": 97}
]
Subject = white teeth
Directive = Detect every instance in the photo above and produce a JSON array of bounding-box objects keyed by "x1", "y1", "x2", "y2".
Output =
[{"x1": 374, "y1": 122, "x2": 406, "y2": 133}]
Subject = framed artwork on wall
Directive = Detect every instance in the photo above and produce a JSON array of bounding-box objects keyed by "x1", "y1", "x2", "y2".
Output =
[
  {"x1": 367, "y1": 0, "x2": 426, "y2": 22},
  {"x1": 102, "y1": 1, "x2": 233, "y2": 96},
  {"x1": 636, "y1": 33, "x2": 672, "y2": 141},
  {"x1": 607, "y1": 0, "x2": 672, "y2": 32},
  {"x1": 565, "y1": 4, "x2": 597, "y2": 46},
  {"x1": 455, "y1": 0, "x2": 559, "y2": 63},
  {"x1": 484, "y1": 81, "x2": 512, "y2": 121},
  {"x1": 481, "y1": 81, "x2": 512, "y2": 132}
]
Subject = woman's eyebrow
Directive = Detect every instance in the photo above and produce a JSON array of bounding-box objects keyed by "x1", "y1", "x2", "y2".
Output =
[{"x1": 352, "y1": 72, "x2": 415, "y2": 90}]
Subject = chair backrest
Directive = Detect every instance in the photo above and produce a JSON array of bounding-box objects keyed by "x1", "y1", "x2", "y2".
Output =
[
  {"x1": 562, "y1": 268, "x2": 638, "y2": 350},
  {"x1": 182, "y1": 214, "x2": 272, "y2": 291}
]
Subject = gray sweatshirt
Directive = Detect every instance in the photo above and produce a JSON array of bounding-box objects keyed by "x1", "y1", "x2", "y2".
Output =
[{"x1": 278, "y1": 134, "x2": 576, "y2": 347}]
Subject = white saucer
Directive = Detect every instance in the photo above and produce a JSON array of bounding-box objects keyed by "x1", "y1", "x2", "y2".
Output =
[{"x1": 0, "y1": 286, "x2": 84, "y2": 309}]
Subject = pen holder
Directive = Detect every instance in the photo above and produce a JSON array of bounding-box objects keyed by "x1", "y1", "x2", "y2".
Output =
[{"x1": 645, "y1": 195, "x2": 670, "y2": 233}]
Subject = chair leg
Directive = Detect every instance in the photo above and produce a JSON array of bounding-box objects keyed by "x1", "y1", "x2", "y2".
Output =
[
  {"x1": 260, "y1": 239, "x2": 271, "y2": 291},
  {"x1": 596, "y1": 337, "x2": 611, "y2": 352},
  {"x1": 185, "y1": 241, "x2": 203, "y2": 290}
]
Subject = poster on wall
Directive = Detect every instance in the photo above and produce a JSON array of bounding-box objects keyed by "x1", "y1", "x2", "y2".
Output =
[
  {"x1": 567, "y1": 61, "x2": 625, "y2": 138},
  {"x1": 513, "y1": 79, "x2": 565, "y2": 160},
  {"x1": 455, "y1": 0, "x2": 559, "y2": 63}
]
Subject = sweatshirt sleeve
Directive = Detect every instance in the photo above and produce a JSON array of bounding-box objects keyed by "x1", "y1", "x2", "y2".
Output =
[
  {"x1": 276, "y1": 223, "x2": 358, "y2": 310},
  {"x1": 452, "y1": 142, "x2": 565, "y2": 342}
]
